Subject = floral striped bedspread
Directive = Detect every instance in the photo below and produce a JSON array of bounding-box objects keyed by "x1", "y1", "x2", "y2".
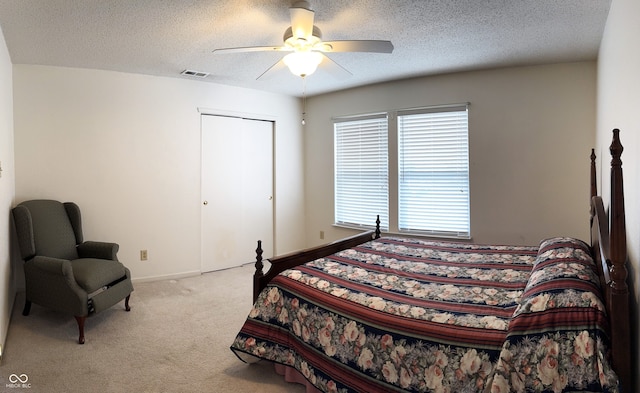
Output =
[{"x1": 230, "y1": 237, "x2": 618, "y2": 392}]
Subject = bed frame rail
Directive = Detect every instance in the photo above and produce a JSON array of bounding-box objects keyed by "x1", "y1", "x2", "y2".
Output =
[{"x1": 253, "y1": 216, "x2": 381, "y2": 302}]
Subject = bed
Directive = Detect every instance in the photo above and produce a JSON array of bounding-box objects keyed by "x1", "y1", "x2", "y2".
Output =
[{"x1": 230, "y1": 129, "x2": 631, "y2": 393}]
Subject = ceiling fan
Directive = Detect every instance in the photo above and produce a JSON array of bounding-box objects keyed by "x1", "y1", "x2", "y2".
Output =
[{"x1": 212, "y1": 1, "x2": 394, "y2": 79}]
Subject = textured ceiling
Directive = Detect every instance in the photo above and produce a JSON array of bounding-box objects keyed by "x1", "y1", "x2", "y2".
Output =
[{"x1": 0, "y1": 0, "x2": 611, "y2": 97}]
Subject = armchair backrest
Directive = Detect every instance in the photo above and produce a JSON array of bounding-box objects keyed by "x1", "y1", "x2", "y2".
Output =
[{"x1": 13, "y1": 200, "x2": 81, "y2": 261}]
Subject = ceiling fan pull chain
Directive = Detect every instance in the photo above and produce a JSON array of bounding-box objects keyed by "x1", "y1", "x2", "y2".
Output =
[{"x1": 301, "y1": 76, "x2": 307, "y2": 126}]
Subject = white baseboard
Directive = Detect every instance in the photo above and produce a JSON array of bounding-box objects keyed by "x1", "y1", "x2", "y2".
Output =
[{"x1": 131, "y1": 270, "x2": 202, "y2": 283}]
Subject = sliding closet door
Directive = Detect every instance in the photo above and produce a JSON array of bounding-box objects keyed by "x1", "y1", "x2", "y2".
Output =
[{"x1": 201, "y1": 115, "x2": 274, "y2": 272}]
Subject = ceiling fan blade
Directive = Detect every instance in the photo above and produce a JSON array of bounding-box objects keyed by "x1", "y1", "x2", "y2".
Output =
[
  {"x1": 320, "y1": 40, "x2": 394, "y2": 53},
  {"x1": 319, "y1": 54, "x2": 352, "y2": 79},
  {"x1": 289, "y1": 1, "x2": 314, "y2": 40},
  {"x1": 213, "y1": 46, "x2": 290, "y2": 54},
  {"x1": 256, "y1": 58, "x2": 288, "y2": 80}
]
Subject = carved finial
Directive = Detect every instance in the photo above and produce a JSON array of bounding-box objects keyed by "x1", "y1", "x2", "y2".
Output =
[
  {"x1": 255, "y1": 240, "x2": 264, "y2": 277},
  {"x1": 610, "y1": 128, "x2": 623, "y2": 167}
]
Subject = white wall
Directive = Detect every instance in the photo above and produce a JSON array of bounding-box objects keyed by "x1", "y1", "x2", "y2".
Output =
[
  {"x1": 0, "y1": 26, "x2": 16, "y2": 356},
  {"x1": 304, "y1": 62, "x2": 596, "y2": 247},
  {"x1": 13, "y1": 65, "x2": 306, "y2": 283},
  {"x1": 597, "y1": 0, "x2": 640, "y2": 389}
]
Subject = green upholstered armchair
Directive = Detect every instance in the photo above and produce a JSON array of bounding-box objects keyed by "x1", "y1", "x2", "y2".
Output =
[{"x1": 12, "y1": 199, "x2": 133, "y2": 344}]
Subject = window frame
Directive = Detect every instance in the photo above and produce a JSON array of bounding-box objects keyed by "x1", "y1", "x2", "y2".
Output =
[
  {"x1": 396, "y1": 105, "x2": 470, "y2": 238},
  {"x1": 333, "y1": 103, "x2": 470, "y2": 239},
  {"x1": 333, "y1": 113, "x2": 390, "y2": 231}
]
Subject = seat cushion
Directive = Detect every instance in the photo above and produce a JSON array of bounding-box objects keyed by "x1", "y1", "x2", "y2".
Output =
[{"x1": 70, "y1": 258, "x2": 127, "y2": 293}]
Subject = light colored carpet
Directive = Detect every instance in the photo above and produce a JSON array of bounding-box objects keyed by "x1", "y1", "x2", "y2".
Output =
[{"x1": 0, "y1": 264, "x2": 305, "y2": 393}]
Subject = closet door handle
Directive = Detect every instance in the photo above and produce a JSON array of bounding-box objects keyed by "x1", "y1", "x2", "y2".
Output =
[{"x1": 203, "y1": 201, "x2": 208, "y2": 205}]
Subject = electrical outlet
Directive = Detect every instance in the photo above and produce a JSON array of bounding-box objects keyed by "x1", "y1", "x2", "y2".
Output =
[
  {"x1": 140, "y1": 250, "x2": 148, "y2": 261},
  {"x1": 320, "y1": 231, "x2": 324, "y2": 240}
]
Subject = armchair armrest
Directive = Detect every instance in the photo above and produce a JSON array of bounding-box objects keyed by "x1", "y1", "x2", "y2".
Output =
[
  {"x1": 26, "y1": 256, "x2": 88, "y2": 315},
  {"x1": 77, "y1": 241, "x2": 119, "y2": 261},
  {"x1": 32, "y1": 255, "x2": 74, "y2": 276}
]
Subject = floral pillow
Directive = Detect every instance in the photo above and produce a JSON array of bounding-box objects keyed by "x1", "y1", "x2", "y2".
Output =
[
  {"x1": 516, "y1": 237, "x2": 601, "y2": 316},
  {"x1": 487, "y1": 237, "x2": 619, "y2": 393}
]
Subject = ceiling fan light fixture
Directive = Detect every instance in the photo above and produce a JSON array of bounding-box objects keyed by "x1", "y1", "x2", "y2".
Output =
[{"x1": 283, "y1": 51, "x2": 323, "y2": 77}]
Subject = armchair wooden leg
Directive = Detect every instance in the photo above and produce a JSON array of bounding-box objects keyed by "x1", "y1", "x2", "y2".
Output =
[
  {"x1": 74, "y1": 316, "x2": 86, "y2": 344},
  {"x1": 22, "y1": 300, "x2": 32, "y2": 316},
  {"x1": 125, "y1": 295, "x2": 131, "y2": 312}
]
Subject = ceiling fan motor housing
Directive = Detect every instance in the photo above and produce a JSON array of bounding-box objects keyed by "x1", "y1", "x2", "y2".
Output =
[{"x1": 283, "y1": 26, "x2": 323, "y2": 49}]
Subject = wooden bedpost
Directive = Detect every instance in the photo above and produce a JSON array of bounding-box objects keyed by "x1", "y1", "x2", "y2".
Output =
[
  {"x1": 253, "y1": 240, "x2": 264, "y2": 302},
  {"x1": 590, "y1": 149, "x2": 598, "y2": 199},
  {"x1": 609, "y1": 129, "x2": 628, "y2": 293},
  {"x1": 590, "y1": 149, "x2": 597, "y2": 232},
  {"x1": 590, "y1": 148, "x2": 608, "y2": 290},
  {"x1": 608, "y1": 129, "x2": 630, "y2": 392}
]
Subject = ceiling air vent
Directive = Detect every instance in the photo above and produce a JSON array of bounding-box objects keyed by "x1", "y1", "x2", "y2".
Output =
[{"x1": 180, "y1": 69, "x2": 209, "y2": 78}]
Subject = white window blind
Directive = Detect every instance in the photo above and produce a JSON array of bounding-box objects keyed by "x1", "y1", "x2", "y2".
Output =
[
  {"x1": 334, "y1": 115, "x2": 389, "y2": 230},
  {"x1": 398, "y1": 106, "x2": 470, "y2": 238}
]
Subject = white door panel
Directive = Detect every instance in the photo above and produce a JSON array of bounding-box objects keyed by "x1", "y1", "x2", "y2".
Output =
[{"x1": 201, "y1": 115, "x2": 274, "y2": 272}]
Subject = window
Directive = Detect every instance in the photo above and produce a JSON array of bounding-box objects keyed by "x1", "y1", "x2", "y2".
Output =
[
  {"x1": 334, "y1": 104, "x2": 470, "y2": 238},
  {"x1": 398, "y1": 107, "x2": 470, "y2": 237},
  {"x1": 334, "y1": 115, "x2": 389, "y2": 231}
]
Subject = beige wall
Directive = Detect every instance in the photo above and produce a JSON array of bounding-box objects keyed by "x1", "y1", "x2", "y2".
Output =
[
  {"x1": 304, "y1": 62, "x2": 596, "y2": 247},
  {"x1": 597, "y1": 0, "x2": 640, "y2": 388},
  {"x1": 12, "y1": 65, "x2": 306, "y2": 283},
  {"x1": 0, "y1": 27, "x2": 16, "y2": 356}
]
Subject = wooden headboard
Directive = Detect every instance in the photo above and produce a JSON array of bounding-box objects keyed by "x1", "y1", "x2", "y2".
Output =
[{"x1": 590, "y1": 129, "x2": 631, "y2": 391}]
